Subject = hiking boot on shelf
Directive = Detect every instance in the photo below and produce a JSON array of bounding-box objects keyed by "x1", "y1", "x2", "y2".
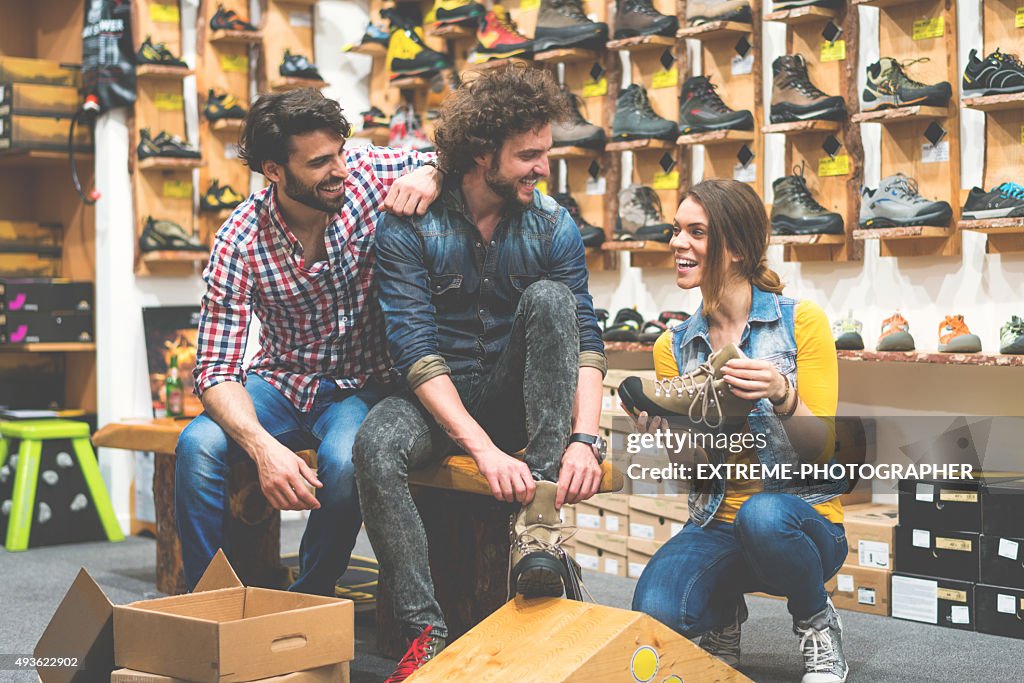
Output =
[
  {"x1": 618, "y1": 184, "x2": 674, "y2": 242},
  {"x1": 552, "y1": 192, "x2": 605, "y2": 247},
  {"x1": 509, "y1": 481, "x2": 576, "y2": 598},
  {"x1": 383, "y1": 9, "x2": 452, "y2": 80},
  {"x1": 200, "y1": 180, "x2": 245, "y2": 212},
  {"x1": 138, "y1": 128, "x2": 201, "y2": 160},
  {"x1": 204, "y1": 90, "x2": 247, "y2": 122},
  {"x1": 613, "y1": 0, "x2": 678, "y2": 39},
  {"x1": 794, "y1": 598, "x2": 848, "y2": 683},
  {"x1": 383, "y1": 625, "x2": 446, "y2": 683},
  {"x1": 877, "y1": 312, "x2": 914, "y2": 352},
  {"x1": 832, "y1": 312, "x2": 864, "y2": 351},
  {"x1": 603, "y1": 308, "x2": 645, "y2": 341},
  {"x1": 360, "y1": 106, "x2": 390, "y2": 130},
  {"x1": 472, "y1": 6, "x2": 534, "y2": 62},
  {"x1": 355, "y1": 21, "x2": 389, "y2": 51},
  {"x1": 770, "y1": 54, "x2": 846, "y2": 123},
  {"x1": 551, "y1": 86, "x2": 605, "y2": 149},
  {"x1": 699, "y1": 601, "x2": 747, "y2": 667},
  {"x1": 389, "y1": 105, "x2": 434, "y2": 152},
  {"x1": 425, "y1": 0, "x2": 485, "y2": 28},
  {"x1": 678, "y1": 75, "x2": 754, "y2": 134},
  {"x1": 660, "y1": 310, "x2": 690, "y2": 328},
  {"x1": 135, "y1": 36, "x2": 187, "y2": 68},
  {"x1": 139, "y1": 217, "x2": 206, "y2": 253},
  {"x1": 534, "y1": 0, "x2": 608, "y2": 52},
  {"x1": 210, "y1": 4, "x2": 257, "y2": 31},
  {"x1": 862, "y1": 57, "x2": 952, "y2": 111},
  {"x1": 859, "y1": 174, "x2": 952, "y2": 228},
  {"x1": 1000, "y1": 316, "x2": 1024, "y2": 354},
  {"x1": 612, "y1": 84, "x2": 677, "y2": 141},
  {"x1": 962, "y1": 48, "x2": 1024, "y2": 96},
  {"x1": 961, "y1": 182, "x2": 1024, "y2": 220},
  {"x1": 938, "y1": 315, "x2": 981, "y2": 353},
  {"x1": 685, "y1": 0, "x2": 751, "y2": 26},
  {"x1": 771, "y1": 164, "x2": 844, "y2": 235},
  {"x1": 280, "y1": 50, "x2": 322, "y2": 80},
  {"x1": 617, "y1": 344, "x2": 754, "y2": 428}
]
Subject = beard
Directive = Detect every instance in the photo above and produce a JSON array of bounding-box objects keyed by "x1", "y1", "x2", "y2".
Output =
[
  {"x1": 484, "y1": 157, "x2": 538, "y2": 213},
  {"x1": 281, "y1": 164, "x2": 345, "y2": 214}
]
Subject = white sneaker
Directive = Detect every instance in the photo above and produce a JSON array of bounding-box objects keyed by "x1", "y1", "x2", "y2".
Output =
[{"x1": 793, "y1": 597, "x2": 848, "y2": 683}]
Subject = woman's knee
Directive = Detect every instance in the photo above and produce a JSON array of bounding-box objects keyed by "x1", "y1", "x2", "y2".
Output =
[{"x1": 735, "y1": 493, "x2": 798, "y2": 541}]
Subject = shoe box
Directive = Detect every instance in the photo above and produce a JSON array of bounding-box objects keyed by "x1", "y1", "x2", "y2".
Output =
[
  {"x1": 574, "y1": 530, "x2": 628, "y2": 577},
  {"x1": 627, "y1": 537, "x2": 663, "y2": 579},
  {"x1": 0, "y1": 278, "x2": 94, "y2": 313},
  {"x1": 0, "y1": 112, "x2": 92, "y2": 152},
  {"x1": 826, "y1": 564, "x2": 891, "y2": 617},
  {"x1": 0, "y1": 82, "x2": 79, "y2": 117},
  {"x1": 111, "y1": 664, "x2": 349, "y2": 683},
  {"x1": 892, "y1": 573, "x2": 975, "y2": 631},
  {"x1": 897, "y1": 477, "x2": 986, "y2": 533},
  {"x1": 0, "y1": 354, "x2": 63, "y2": 409},
  {"x1": 627, "y1": 493, "x2": 688, "y2": 542},
  {"x1": 0, "y1": 56, "x2": 80, "y2": 88},
  {"x1": 0, "y1": 310, "x2": 93, "y2": 343},
  {"x1": 895, "y1": 525, "x2": 980, "y2": 582},
  {"x1": 576, "y1": 493, "x2": 629, "y2": 536},
  {"x1": 0, "y1": 220, "x2": 61, "y2": 248},
  {"x1": 975, "y1": 584, "x2": 1024, "y2": 640},
  {"x1": 980, "y1": 477, "x2": 1024, "y2": 537},
  {"x1": 36, "y1": 551, "x2": 355, "y2": 683},
  {"x1": 842, "y1": 504, "x2": 899, "y2": 570},
  {"x1": 980, "y1": 534, "x2": 1024, "y2": 587}
]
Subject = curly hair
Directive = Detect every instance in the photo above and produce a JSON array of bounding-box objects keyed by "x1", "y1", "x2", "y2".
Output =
[
  {"x1": 238, "y1": 88, "x2": 351, "y2": 176},
  {"x1": 433, "y1": 63, "x2": 569, "y2": 175}
]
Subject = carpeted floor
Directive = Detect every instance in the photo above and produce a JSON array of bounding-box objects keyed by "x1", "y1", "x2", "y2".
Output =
[{"x1": 2, "y1": 521, "x2": 1022, "y2": 682}]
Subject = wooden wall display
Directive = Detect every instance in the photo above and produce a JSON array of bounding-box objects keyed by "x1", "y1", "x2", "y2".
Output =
[{"x1": 260, "y1": 0, "x2": 327, "y2": 92}]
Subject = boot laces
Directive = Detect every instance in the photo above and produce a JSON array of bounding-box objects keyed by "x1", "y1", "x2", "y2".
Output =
[
  {"x1": 564, "y1": 89, "x2": 591, "y2": 124},
  {"x1": 556, "y1": 0, "x2": 590, "y2": 20},
  {"x1": 798, "y1": 624, "x2": 840, "y2": 673},
  {"x1": 991, "y1": 48, "x2": 1024, "y2": 70},
  {"x1": 997, "y1": 182, "x2": 1024, "y2": 201},
  {"x1": 693, "y1": 77, "x2": 730, "y2": 113},
  {"x1": 700, "y1": 619, "x2": 741, "y2": 655},
  {"x1": 387, "y1": 626, "x2": 440, "y2": 682},
  {"x1": 633, "y1": 185, "x2": 666, "y2": 225},
  {"x1": 634, "y1": 87, "x2": 661, "y2": 119},
  {"x1": 496, "y1": 10, "x2": 529, "y2": 38},
  {"x1": 514, "y1": 520, "x2": 576, "y2": 556},
  {"x1": 887, "y1": 174, "x2": 927, "y2": 204},
  {"x1": 653, "y1": 357, "x2": 724, "y2": 428},
  {"x1": 784, "y1": 162, "x2": 826, "y2": 211},
  {"x1": 782, "y1": 57, "x2": 826, "y2": 98},
  {"x1": 626, "y1": 0, "x2": 664, "y2": 17},
  {"x1": 894, "y1": 57, "x2": 930, "y2": 87}
]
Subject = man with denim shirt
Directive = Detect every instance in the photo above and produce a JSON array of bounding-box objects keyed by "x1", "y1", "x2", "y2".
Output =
[{"x1": 352, "y1": 65, "x2": 606, "y2": 682}]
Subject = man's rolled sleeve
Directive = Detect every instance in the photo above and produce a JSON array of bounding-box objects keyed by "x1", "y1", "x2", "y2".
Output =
[{"x1": 193, "y1": 236, "x2": 253, "y2": 396}]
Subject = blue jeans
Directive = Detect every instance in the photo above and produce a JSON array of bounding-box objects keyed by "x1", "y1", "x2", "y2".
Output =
[
  {"x1": 632, "y1": 493, "x2": 848, "y2": 636},
  {"x1": 175, "y1": 374, "x2": 381, "y2": 595}
]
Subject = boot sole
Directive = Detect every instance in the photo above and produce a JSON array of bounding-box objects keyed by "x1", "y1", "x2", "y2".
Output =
[
  {"x1": 1000, "y1": 337, "x2": 1024, "y2": 354},
  {"x1": 513, "y1": 553, "x2": 565, "y2": 598},
  {"x1": 860, "y1": 204, "x2": 952, "y2": 228},
  {"x1": 771, "y1": 218, "x2": 845, "y2": 235},
  {"x1": 877, "y1": 331, "x2": 914, "y2": 352},
  {"x1": 938, "y1": 335, "x2": 982, "y2": 353},
  {"x1": 770, "y1": 101, "x2": 845, "y2": 123},
  {"x1": 679, "y1": 114, "x2": 754, "y2": 134}
]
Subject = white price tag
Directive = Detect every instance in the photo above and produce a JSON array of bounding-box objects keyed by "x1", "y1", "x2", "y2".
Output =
[
  {"x1": 733, "y1": 162, "x2": 756, "y2": 183},
  {"x1": 922, "y1": 140, "x2": 950, "y2": 164},
  {"x1": 998, "y1": 538, "x2": 1020, "y2": 560},
  {"x1": 858, "y1": 587, "x2": 877, "y2": 606},
  {"x1": 604, "y1": 558, "x2": 619, "y2": 575},
  {"x1": 578, "y1": 512, "x2": 601, "y2": 529},
  {"x1": 585, "y1": 176, "x2": 606, "y2": 196},
  {"x1": 837, "y1": 574, "x2": 854, "y2": 592},
  {"x1": 731, "y1": 52, "x2": 753, "y2": 76},
  {"x1": 605, "y1": 515, "x2": 620, "y2": 532},
  {"x1": 950, "y1": 606, "x2": 970, "y2": 624},
  {"x1": 289, "y1": 11, "x2": 312, "y2": 27},
  {"x1": 859, "y1": 540, "x2": 891, "y2": 569},
  {"x1": 916, "y1": 483, "x2": 934, "y2": 502},
  {"x1": 630, "y1": 523, "x2": 655, "y2": 540},
  {"x1": 629, "y1": 561, "x2": 646, "y2": 578},
  {"x1": 913, "y1": 529, "x2": 931, "y2": 548},
  {"x1": 998, "y1": 594, "x2": 1017, "y2": 614},
  {"x1": 576, "y1": 552, "x2": 599, "y2": 570}
]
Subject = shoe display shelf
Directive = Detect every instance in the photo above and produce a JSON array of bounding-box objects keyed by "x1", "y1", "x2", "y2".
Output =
[
  {"x1": 197, "y1": 0, "x2": 260, "y2": 255},
  {"x1": 131, "y1": 0, "x2": 204, "y2": 277},
  {"x1": 836, "y1": 349, "x2": 1024, "y2": 367},
  {"x1": 850, "y1": 0, "x2": 962, "y2": 257},
  {"x1": 259, "y1": 0, "x2": 328, "y2": 92},
  {"x1": 679, "y1": 0, "x2": 763, "y2": 212},
  {"x1": 958, "y1": 0, "x2": 1024, "y2": 252},
  {"x1": 765, "y1": 0, "x2": 863, "y2": 263},
  {"x1": 0, "y1": 0, "x2": 98, "y2": 415}
]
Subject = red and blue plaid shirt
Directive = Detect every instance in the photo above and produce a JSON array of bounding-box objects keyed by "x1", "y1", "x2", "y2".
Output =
[{"x1": 194, "y1": 145, "x2": 430, "y2": 412}]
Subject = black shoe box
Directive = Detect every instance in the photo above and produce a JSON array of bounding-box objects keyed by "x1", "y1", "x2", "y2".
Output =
[
  {"x1": 892, "y1": 572, "x2": 975, "y2": 631},
  {"x1": 895, "y1": 525, "x2": 980, "y2": 582},
  {"x1": 976, "y1": 584, "x2": 1024, "y2": 640},
  {"x1": 980, "y1": 534, "x2": 1024, "y2": 588},
  {"x1": 981, "y1": 477, "x2": 1024, "y2": 537},
  {"x1": 0, "y1": 278, "x2": 93, "y2": 313},
  {"x1": 0, "y1": 310, "x2": 93, "y2": 343},
  {"x1": 897, "y1": 476, "x2": 1021, "y2": 534}
]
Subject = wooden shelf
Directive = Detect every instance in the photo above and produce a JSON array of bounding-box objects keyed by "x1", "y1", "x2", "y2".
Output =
[
  {"x1": 765, "y1": 6, "x2": 838, "y2": 24},
  {"x1": 426, "y1": 24, "x2": 474, "y2": 40},
  {"x1": 607, "y1": 34, "x2": 676, "y2": 52},
  {"x1": 852, "y1": 226, "x2": 950, "y2": 240},
  {"x1": 677, "y1": 22, "x2": 752, "y2": 41},
  {"x1": 959, "y1": 217, "x2": 1024, "y2": 234},
  {"x1": 469, "y1": 56, "x2": 531, "y2": 70},
  {"x1": 853, "y1": 0, "x2": 930, "y2": 7},
  {"x1": 534, "y1": 47, "x2": 602, "y2": 64},
  {"x1": 586, "y1": 247, "x2": 617, "y2": 272},
  {"x1": 549, "y1": 145, "x2": 602, "y2": 159},
  {"x1": 852, "y1": 105, "x2": 951, "y2": 124},
  {"x1": 346, "y1": 43, "x2": 387, "y2": 57},
  {"x1": 270, "y1": 77, "x2": 328, "y2": 92},
  {"x1": 763, "y1": 120, "x2": 841, "y2": 135},
  {"x1": 962, "y1": 92, "x2": 1024, "y2": 113},
  {"x1": 135, "y1": 64, "x2": 193, "y2": 78},
  {"x1": 837, "y1": 350, "x2": 1024, "y2": 367},
  {"x1": 769, "y1": 233, "x2": 846, "y2": 246},
  {"x1": 211, "y1": 118, "x2": 245, "y2": 132},
  {"x1": 606, "y1": 138, "x2": 676, "y2": 152},
  {"x1": 677, "y1": 129, "x2": 754, "y2": 146},
  {"x1": 601, "y1": 240, "x2": 672, "y2": 252},
  {"x1": 209, "y1": 29, "x2": 263, "y2": 45},
  {"x1": 389, "y1": 75, "x2": 431, "y2": 90},
  {"x1": 0, "y1": 149, "x2": 93, "y2": 168},
  {"x1": 0, "y1": 342, "x2": 96, "y2": 353},
  {"x1": 604, "y1": 341, "x2": 656, "y2": 353},
  {"x1": 140, "y1": 250, "x2": 209, "y2": 263},
  {"x1": 137, "y1": 157, "x2": 204, "y2": 171}
]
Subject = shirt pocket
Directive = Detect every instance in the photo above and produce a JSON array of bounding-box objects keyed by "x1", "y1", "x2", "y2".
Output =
[
  {"x1": 429, "y1": 273, "x2": 463, "y2": 311},
  {"x1": 762, "y1": 350, "x2": 797, "y2": 382}
]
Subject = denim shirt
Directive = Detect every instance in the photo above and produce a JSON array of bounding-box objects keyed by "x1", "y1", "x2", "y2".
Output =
[
  {"x1": 374, "y1": 179, "x2": 606, "y2": 390},
  {"x1": 671, "y1": 285, "x2": 847, "y2": 526}
]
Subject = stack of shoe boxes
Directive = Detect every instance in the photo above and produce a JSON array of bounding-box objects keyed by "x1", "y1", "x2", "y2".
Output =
[
  {"x1": 0, "y1": 278, "x2": 94, "y2": 344},
  {"x1": 976, "y1": 477, "x2": 1024, "y2": 640},
  {"x1": 825, "y1": 504, "x2": 898, "y2": 616},
  {"x1": 626, "y1": 495, "x2": 688, "y2": 579},
  {"x1": 0, "y1": 56, "x2": 90, "y2": 152}
]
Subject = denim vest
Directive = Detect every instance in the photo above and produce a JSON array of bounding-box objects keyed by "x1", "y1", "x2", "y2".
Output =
[{"x1": 671, "y1": 285, "x2": 847, "y2": 526}]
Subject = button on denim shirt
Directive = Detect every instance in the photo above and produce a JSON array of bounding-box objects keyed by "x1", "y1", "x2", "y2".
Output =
[
  {"x1": 671, "y1": 285, "x2": 847, "y2": 526},
  {"x1": 374, "y1": 181, "x2": 606, "y2": 390}
]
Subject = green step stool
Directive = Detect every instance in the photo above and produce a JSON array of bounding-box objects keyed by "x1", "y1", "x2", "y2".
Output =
[{"x1": 0, "y1": 419, "x2": 124, "y2": 551}]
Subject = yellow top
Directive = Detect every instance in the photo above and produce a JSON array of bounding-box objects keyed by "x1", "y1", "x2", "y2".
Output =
[{"x1": 652, "y1": 299, "x2": 843, "y2": 524}]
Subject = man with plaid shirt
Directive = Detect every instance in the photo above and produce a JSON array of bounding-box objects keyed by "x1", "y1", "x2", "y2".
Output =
[{"x1": 175, "y1": 88, "x2": 443, "y2": 594}]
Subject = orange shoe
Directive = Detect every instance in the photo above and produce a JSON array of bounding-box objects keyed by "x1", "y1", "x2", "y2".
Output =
[
  {"x1": 877, "y1": 312, "x2": 914, "y2": 351},
  {"x1": 472, "y1": 6, "x2": 534, "y2": 62},
  {"x1": 384, "y1": 625, "x2": 446, "y2": 683},
  {"x1": 938, "y1": 314, "x2": 981, "y2": 353}
]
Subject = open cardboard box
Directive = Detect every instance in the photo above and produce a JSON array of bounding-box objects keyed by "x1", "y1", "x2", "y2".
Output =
[{"x1": 35, "y1": 551, "x2": 353, "y2": 683}]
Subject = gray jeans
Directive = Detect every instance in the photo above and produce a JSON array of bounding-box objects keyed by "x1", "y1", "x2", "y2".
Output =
[{"x1": 352, "y1": 281, "x2": 580, "y2": 638}]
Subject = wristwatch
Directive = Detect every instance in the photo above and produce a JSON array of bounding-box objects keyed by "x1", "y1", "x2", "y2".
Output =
[{"x1": 569, "y1": 432, "x2": 607, "y2": 464}]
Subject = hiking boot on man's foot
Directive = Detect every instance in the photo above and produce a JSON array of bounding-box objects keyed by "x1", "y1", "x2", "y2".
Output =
[
  {"x1": 862, "y1": 57, "x2": 952, "y2": 111},
  {"x1": 771, "y1": 54, "x2": 846, "y2": 123},
  {"x1": 612, "y1": 84, "x2": 677, "y2": 141},
  {"x1": 771, "y1": 164, "x2": 844, "y2": 235},
  {"x1": 859, "y1": 173, "x2": 952, "y2": 228},
  {"x1": 613, "y1": 0, "x2": 678, "y2": 39},
  {"x1": 617, "y1": 344, "x2": 754, "y2": 428},
  {"x1": 679, "y1": 75, "x2": 754, "y2": 134},
  {"x1": 938, "y1": 315, "x2": 981, "y2": 353},
  {"x1": 384, "y1": 625, "x2": 446, "y2": 683},
  {"x1": 509, "y1": 481, "x2": 575, "y2": 598},
  {"x1": 699, "y1": 600, "x2": 747, "y2": 667},
  {"x1": 685, "y1": 0, "x2": 751, "y2": 26},
  {"x1": 794, "y1": 598, "x2": 848, "y2": 683},
  {"x1": 534, "y1": 0, "x2": 608, "y2": 52},
  {"x1": 877, "y1": 312, "x2": 915, "y2": 351}
]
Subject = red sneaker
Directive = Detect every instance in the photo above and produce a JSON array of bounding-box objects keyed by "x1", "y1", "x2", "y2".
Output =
[
  {"x1": 383, "y1": 625, "x2": 446, "y2": 683},
  {"x1": 473, "y1": 6, "x2": 534, "y2": 62}
]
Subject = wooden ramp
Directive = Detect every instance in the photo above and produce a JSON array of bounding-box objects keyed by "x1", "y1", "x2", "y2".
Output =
[{"x1": 408, "y1": 597, "x2": 752, "y2": 683}]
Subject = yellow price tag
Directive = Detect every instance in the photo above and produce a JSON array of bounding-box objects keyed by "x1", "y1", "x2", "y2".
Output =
[
  {"x1": 939, "y1": 490, "x2": 978, "y2": 503},
  {"x1": 652, "y1": 67, "x2": 678, "y2": 90},
  {"x1": 520, "y1": 0, "x2": 541, "y2": 9},
  {"x1": 1016, "y1": 8, "x2": 1024, "y2": 28},
  {"x1": 938, "y1": 588, "x2": 968, "y2": 603},
  {"x1": 162, "y1": 180, "x2": 193, "y2": 199},
  {"x1": 535, "y1": 179, "x2": 548, "y2": 195},
  {"x1": 936, "y1": 537, "x2": 972, "y2": 552},
  {"x1": 582, "y1": 77, "x2": 608, "y2": 98},
  {"x1": 820, "y1": 40, "x2": 846, "y2": 63},
  {"x1": 150, "y1": 3, "x2": 180, "y2": 23},
  {"x1": 652, "y1": 170, "x2": 679, "y2": 191},
  {"x1": 154, "y1": 92, "x2": 183, "y2": 112},
  {"x1": 220, "y1": 54, "x2": 249, "y2": 73},
  {"x1": 818, "y1": 154, "x2": 850, "y2": 177},
  {"x1": 912, "y1": 17, "x2": 944, "y2": 40}
]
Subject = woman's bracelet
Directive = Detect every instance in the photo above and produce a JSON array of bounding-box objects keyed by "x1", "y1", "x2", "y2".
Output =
[
  {"x1": 769, "y1": 379, "x2": 791, "y2": 407},
  {"x1": 778, "y1": 386, "x2": 800, "y2": 419}
]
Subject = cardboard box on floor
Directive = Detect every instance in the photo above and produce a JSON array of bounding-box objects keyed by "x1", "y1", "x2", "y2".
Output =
[
  {"x1": 110, "y1": 663, "x2": 348, "y2": 683},
  {"x1": 825, "y1": 564, "x2": 892, "y2": 617},
  {"x1": 35, "y1": 550, "x2": 353, "y2": 683},
  {"x1": 842, "y1": 503, "x2": 898, "y2": 570}
]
